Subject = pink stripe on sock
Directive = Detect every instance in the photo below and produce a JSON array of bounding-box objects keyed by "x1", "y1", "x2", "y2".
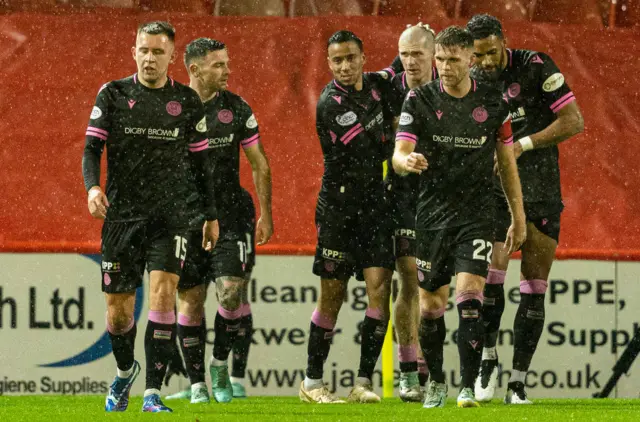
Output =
[
  {"x1": 365, "y1": 307, "x2": 383, "y2": 320},
  {"x1": 311, "y1": 309, "x2": 335, "y2": 330},
  {"x1": 421, "y1": 307, "x2": 445, "y2": 320},
  {"x1": 177, "y1": 312, "x2": 202, "y2": 327},
  {"x1": 398, "y1": 345, "x2": 417, "y2": 363},
  {"x1": 486, "y1": 269, "x2": 506, "y2": 285},
  {"x1": 106, "y1": 314, "x2": 134, "y2": 335},
  {"x1": 520, "y1": 279, "x2": 548, "y2": 294},
  {"x1": 240, "y1": 303, "x2": 252, "y2": 317},
  {"x1": 456, "y1": 290, "x2": 484, "y2": 305},
  {"x1": 218, "y1": 306, "x2": 242, "y2": 320},
  {"x1": 148, "y1": 310, "x2": 176, "y2": 324}
]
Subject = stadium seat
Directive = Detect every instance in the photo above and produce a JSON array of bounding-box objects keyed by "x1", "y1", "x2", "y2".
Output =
[
  {"x1": 457, "y1": 0, "x2": 531, "y2": 21},
  {"x1": 532, "y1": 0, "x2": 604, "y2": 27},
  {"x1": 215, "y1": 0, "x2": 286, "y2": 16},
  {"x1": 138, "y1": 0, "x2": 212, "y2": 14},
  {"x1": 377, "y1": 0, "x2": 447, "y2": 19},
  {"x1": 289, "y1": 0, "x2": 363, "y2": 16}
]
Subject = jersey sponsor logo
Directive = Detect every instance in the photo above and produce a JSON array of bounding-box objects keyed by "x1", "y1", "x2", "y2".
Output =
[
  {"x1": 246, "y1": 114, "x2": 258, "y2": 129},
  {"x1": 371, "y1": 89, "x2": 381, "y2": 102},
  {"x1": 321, "y1": 248, "x2": 346, "y2": 261},
  {"x1": 196, "y1": 116, "x2": 207, "y2": 133},
  {"x1": 543, "y1": 73, "x2": 565, "y2": 92},
  {"x1": 394, "y1": 228, "x2": 415, "y2": 239},
  {"x1": 472, "y1": 106, "x2": 488, "y2": 123},
  {"x1": 166, "y1": 101, "x2": 182, "y2": 116},
  {"x1": 336, "y1": 111, "x2": 358, "y2": 126},
  {"x1": 507, "y1": 83, "x2": 521, "y2": 98},
  {"x1": 399, "y1": 112, "x2": 413, "y2": 125},
  {"x1": 218, "y1": 109, "x2": 234, "y2": 124},
  {"x1": 365, "y1": 112, "x2": 384, "y2": 130},
  {"x1": 208, "y1": 133, "x2": 234, "y2": 148},
  {"x1": 416, "y1": 258, "x2": 431, "y2": 272},
  {"x1": 509, "y1": 106, "x2": 527, "y2": 123},
  {"x1": 101, "y1": 261, "x2": 121, "y2": 272},
  {"x1": 124, "y1": 127, "x2": 180, "y2": 140},
  {"x1": 90, "y1": 106, "x2": 102, "y2": 119},
  {"x1": 433, "y1": 134, "x2": 487, "y2": 148}
]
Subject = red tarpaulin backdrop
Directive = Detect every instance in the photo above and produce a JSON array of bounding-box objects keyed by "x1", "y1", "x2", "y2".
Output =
[{"x1": 0, "y1": 14, "x2": 639, "y2": 259}]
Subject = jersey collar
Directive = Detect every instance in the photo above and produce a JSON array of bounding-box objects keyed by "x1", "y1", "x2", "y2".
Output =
[
  {"x1": 332, "y1": 75, "x2": 367, "y2": 94},
  {"x1": 132, "y1": 73, "x2": 175, "y2": 89}
]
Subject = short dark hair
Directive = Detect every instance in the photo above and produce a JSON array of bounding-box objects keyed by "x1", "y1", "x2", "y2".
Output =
[
  {"x1": 327, "y1": 30, "x2": 363, "y2": 52},
  {"x1": 435, "y1": 26, "x2": 473, "y2": 50},
  {"x1": 467, "y1": 14, "x2": 504, "y2": 40},
  {"x1": 137, "y1": 21, "x2": 175, "y2": 43},
  {"x1": 184, "y1": 38, "x2": 226, "y2": 67}
]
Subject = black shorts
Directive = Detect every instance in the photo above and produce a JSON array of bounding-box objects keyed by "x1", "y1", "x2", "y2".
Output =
[
  {"x1": 416, "y1": 221, "x2": 494, "y2": 292},
  {"x1": 392, "y1": 200, "x2": 417, "y2": 259},
  {"x1": 494, "y1": 198, "x2": 561, "y2": 243},
  {"x1": 313, "y1": 195, "x2": 394, "y2": 282},
  {"x1": 179, "y1": 213, "x2": 256, "y2": 291},
  {"x1": 101, "y1": 220, "x2": 188, "y2": 294}
]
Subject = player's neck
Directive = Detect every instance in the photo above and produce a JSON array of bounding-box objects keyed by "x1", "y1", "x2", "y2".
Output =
[
  {"x1": 444, "y1": 76, "x2": 472, "y2": 98},
  {"x1": 191, "y1": 82, "x2": 218, "y2": 103},
  {"x1": 354, "y1": 75, "x2": 364, "y2": 91},
  {"x1": 406, "y1": 73, "x2": 432, "y2": 89},
  {"x1": 139, "y1": 75, "x2": 168, "y2": 89}
]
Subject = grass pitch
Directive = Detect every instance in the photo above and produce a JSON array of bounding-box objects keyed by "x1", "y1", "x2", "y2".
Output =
[{"x1": 1, "y1": 396, "x2": 640, "y2": 421}]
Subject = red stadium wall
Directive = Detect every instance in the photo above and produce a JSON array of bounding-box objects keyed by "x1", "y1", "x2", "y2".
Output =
[{"x1": 0, "y1": 14, "x2": 639, "y2": 259}]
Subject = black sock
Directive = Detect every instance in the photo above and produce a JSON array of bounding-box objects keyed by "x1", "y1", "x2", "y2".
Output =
[
  {"x1": 357, "y1": 312, "x2": 388, "y2": 380},
  {"x1": 457, "y1": 294, "x2": 484, "y2": 389},
  {"x1": 306, "y1": 310, "x2": 336, "y2": 380},
  {"x1": 417, "y1": 356, "x2": 429, "y2": 386},
  {"x1": 513, "y1": 291, "x2": 546, "y2": 371},
  {"x1": 213, "y1": 307, "x2": 242, "y2": 362},
  {"x1": 232, "y1": 312, "x2": 253, "y2": 379},
  {"x1": 144, "y1": 313, "x2": 175, "y2": 390},
  {"x1": 108, "y1": 323, "x2": 137, "y2": 373},
  {"x1": 177, "y1": 314, "x2": 205, "y2": 385},
  {"x1": 419, "y1": 315, "x2": 446, "y2": 384},
  {"x1": 482, "y1": 282, "x2": 505, "y2": 350}
]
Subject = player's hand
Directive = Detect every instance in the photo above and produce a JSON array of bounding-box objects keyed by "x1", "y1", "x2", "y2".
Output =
[
  {"x1": 405, "y1": 152, "x2": 428, "y2": 174},
  {"x1": 202, "y1": 219, "x2": 220, "y2": 251},
  {"x1": 163, "y1": 339, "x2": 187, "y2": 387},
  {"x1": 256, "y1": 215, "x2": 273, "y2": 246},
  {"x1": 87, "y1": 186, "x2": 109, "y2": 219},
  {"x1": 504, "y1": 219, "x2": 527, "y2": 255}
]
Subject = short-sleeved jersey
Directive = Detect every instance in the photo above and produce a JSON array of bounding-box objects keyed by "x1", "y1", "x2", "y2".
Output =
[
  {"x1": 84, "y1": 74, "x2": 214, "y2": 226},
  {"x1": 186, "y1": 90, "x2": 260, "y2": 221},
  {"x1": 316, "y1": 74, "x2": 392, "y2": 202},
  {"x1": 472, "y1": 49, "x2": 575, "y2": 211},
  {"x1": 397, "y1": 79, "x2": 512, "y2": 230}
]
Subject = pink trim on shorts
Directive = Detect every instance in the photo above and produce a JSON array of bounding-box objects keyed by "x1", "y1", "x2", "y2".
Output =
[
  {"x1": 398, "y1": 345, "x2": 418, "y2": 363},
  {"x1": 311, "y1": 309, "x2": 335, "y2": 330},
  {"x1": 178, "y1": 312, "x2": 202, "y2": 327},
  {"x1": 486, "y1": 269, "x2": 506, "y2": 285},
  {"x1": 218, "y1": 305, "x2": 242, "y2": 320},
  {"x1": 520, "y1": 279, "x2": 548, "y2": 294},
  {"x1": 148, "y1": 310, "x2": 176, "y2": 324},
  {"x1": 456, "y1": 290, "x2": 484, "y2": 304}
]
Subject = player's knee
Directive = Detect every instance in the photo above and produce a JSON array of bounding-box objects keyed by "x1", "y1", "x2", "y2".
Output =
[
  {"x1": 106, "y1": 311, "x2": 134, "y2": 335},
  {"x1": 520, "y1": 279, "x2": 548, "y2": 295},
  {"x1": 217, "y1": 277, "x2": 243, "y2": 311},
  {"x1": 419, "y1": 292, "x2": 446, "y2": 319}
]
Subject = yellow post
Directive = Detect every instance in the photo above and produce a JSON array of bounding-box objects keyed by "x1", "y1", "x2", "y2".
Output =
[{"x1": 380, "y1": 160, "x2": 395, "y2": 398}]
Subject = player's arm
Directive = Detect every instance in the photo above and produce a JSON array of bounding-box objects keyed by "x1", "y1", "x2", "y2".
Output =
[
  {"x1": 515, "y1": 53, "x2": 584, "y2": 157},
  {"x1": 82, "y1": 85, "x2": 110, "y2": 219},
  {"x1": 495, "y1": 118, "x2": 526, "y2": 253},
  {"x1": 392, "y1": 92, "x2": 428, "y2": 175},
  {"x1": 378, "y1": 55, "x2": 403, "y2": 80},
  {"x1": 240, "y1": 110, "x2": 273, "y2": 246},
  {"x1": 187, "y1": 102, "x2": 219, "y2": 250}
]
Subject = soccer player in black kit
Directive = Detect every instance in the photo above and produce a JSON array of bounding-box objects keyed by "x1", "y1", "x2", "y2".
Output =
[
  {"x1": 82, "y1": 22, "x2": 219, "y2": 413},
  {"x1": 172, "y1": 38, "x2": 273, "y2": 404},
  {"x1": 298, "y1": 30, "x2": 395, "y2": 404},
  {"x1": 392, "y1": 26, "x2": 526, "y2": 409},
  {"x1": 466, "y1": 14, "x2": 584, "y2": 404}
]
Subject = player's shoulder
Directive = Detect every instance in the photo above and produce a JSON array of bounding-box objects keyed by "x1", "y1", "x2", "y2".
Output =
[
  {"x1": 170, "y1": 79, "x2": 202, "y2": 105},
  {"x1": 511, "y1": 49, "x2": 553, "y2": 67},
  {"x1": 415, "y1": 79, "x2": 439, "y2": 99},
  {"x1": 97, "y1": 75, "x2": 135, "y2": 96},
  {"x1": 222, "y1": 90, "x2": 254, "y2": 113},
  {"x1": 391, "y1": 71, "x2": 406, "y2": 93},
  {"x1": 475, "y1": 79, "x2": 503, "y2": 98},
  {"x1": 318, "y1": 81, "x2": 348, "y2": 111}
]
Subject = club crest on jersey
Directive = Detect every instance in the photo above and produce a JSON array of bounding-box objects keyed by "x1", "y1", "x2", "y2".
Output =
[
  {"x1": 507, "y1": 83, "x2": 521, "y2": 98},
  {"x1": 371, "y1": 89, "x2": 381, "y2": 101},
  {"x1": 543, "y1": 73, "x2": 565, "y2": 92},
  {"x1": 218, "y1": 109, "x2": 234, "y2": 124},
  {"x1": 336, "y1": 111, "x2": 357, "y2": 126},
  {"x1": 472, "y1": 106, "x2": 488, "y2": 123},
  {"x1": 166, "y1": 101, "x2": 182, "y2": 116}
]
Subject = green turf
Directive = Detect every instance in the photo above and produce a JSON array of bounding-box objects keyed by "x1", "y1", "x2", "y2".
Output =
[{"x1": 1, "y1": 396, "x2": 640, "y2": 421}]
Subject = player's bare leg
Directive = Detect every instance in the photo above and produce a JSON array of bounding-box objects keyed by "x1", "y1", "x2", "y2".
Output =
[
  {"x1": 230, "y1": 273, "x2": 253, "y2": 398},
  {"x1": 455, "y1": 272, "x2": 485, "y2": 408},
  {"x1": 105, "y1": 292, "x2": 140, "y2": 412},
  {"x1": 419, "y1": 285, "x2": 448, "y2": 408},
  {"x1": 394, "y1": 256, "x2": 422, "y2": 402},
  {"x1": 300, "y1": 278, "x2": 347, "y2": 404},
  {"x1": 176, "y1": 284, "x2": 208, "y2": 403},
  {"x1": 476, "y1": 246, "x2": 509, "y2": 402},
  {"x1": 506, "y1": 223, "x2": 556, "y2": 405},
  {"x1": 143, "y1": 270, "x2": 180, "y2": 412},
  {"x1": 209, "y1": 276, "x2": 244, "y2": 403}
]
